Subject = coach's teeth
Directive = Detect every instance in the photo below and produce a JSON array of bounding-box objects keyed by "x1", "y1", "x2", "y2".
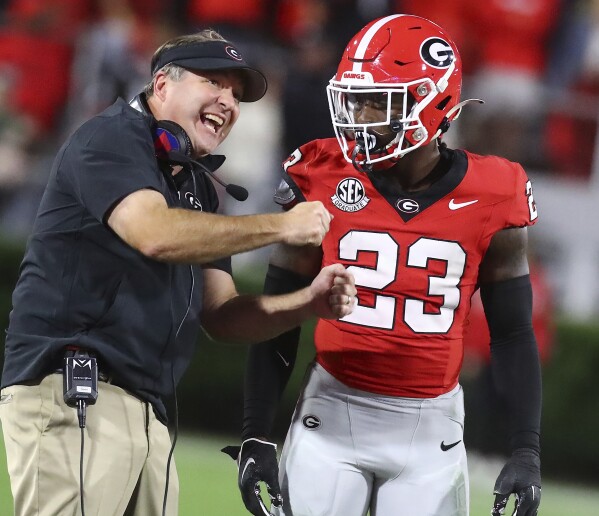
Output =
[{"x1": 205, "y1": 114, "x2": 224, "y2": 127}]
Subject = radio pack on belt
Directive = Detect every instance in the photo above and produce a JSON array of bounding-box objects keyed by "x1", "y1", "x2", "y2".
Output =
[{"x1": 63, "y1": 349, "x2": 98, "y2": 408}]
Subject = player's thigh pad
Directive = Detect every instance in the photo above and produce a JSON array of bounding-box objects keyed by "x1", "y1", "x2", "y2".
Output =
[
  {"x1": 275, "y1": 364, "x2": 372, "y2": 516},
  {"x1": 370, "y1": 385, "x2": 469, "y2": 516}
]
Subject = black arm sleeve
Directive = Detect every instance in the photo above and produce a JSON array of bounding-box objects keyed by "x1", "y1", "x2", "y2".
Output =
[
  {"x1": 241, "y1": 264, "x2": 312, "y2": 440},
  {"x1": 480, "y1": 275, "x2": 542, "y2": 453}
]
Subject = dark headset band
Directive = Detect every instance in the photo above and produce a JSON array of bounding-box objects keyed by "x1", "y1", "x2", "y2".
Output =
[{"x1": 151, "y1": 41, "x2": 267, "y2": 102}]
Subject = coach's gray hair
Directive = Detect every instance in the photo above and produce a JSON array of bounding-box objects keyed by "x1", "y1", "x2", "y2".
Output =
[{"x1": 143, "y1": 30, "x2": 228, "y2": 98}]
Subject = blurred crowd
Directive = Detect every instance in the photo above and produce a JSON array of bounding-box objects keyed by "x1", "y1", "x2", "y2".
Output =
[
  {"x1": 0, "y1": 0, "x2": 596, "y2": 228},
  {"x1": 0, "y1": 0, "x2": 597, "y2": 320}
]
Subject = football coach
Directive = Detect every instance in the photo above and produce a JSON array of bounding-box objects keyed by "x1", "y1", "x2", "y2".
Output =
[{"x1": 0, "y1": 29, "x2": 355, "y2": 516}]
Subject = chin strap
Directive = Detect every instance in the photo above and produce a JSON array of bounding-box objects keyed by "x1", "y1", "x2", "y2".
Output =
[
  {"x1": 351, "y1": 135, "x2": 403, "y2": 173},
  {"x1": 351, "y1": 145, "x2": 373, "y2": 173}
]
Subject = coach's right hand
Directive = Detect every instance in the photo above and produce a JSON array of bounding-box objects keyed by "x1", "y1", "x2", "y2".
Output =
[
  {"x1": 282, "y1": 201, "x2": 332, "y2": 247},
  {"x1": 222, "y1": 438, "x2": 282, "y2": 516}
]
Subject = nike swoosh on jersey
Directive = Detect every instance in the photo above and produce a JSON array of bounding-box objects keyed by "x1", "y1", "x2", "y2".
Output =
[
  {"x1": 440, "y1": 440, "x2": 462, "y2": 451},
  {"x1": 241, "y1": 458, "x2": 256, "y2": 481},
  {"x1": 448, "y1": 199, "x2": 478, "y2": 210}
]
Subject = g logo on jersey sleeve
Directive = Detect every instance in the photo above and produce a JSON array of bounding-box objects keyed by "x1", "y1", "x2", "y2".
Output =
[{"x1": 331, "y1": 177, "x2": 370, "y2": 212}]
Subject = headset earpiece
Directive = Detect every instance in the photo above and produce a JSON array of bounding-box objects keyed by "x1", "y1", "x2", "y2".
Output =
[
  {"x1": 129, "y1": 93, "x2": 193, "y2": 161},
  {"x1": 153, "y1": 120, "x2": 192, "y2": 160}
]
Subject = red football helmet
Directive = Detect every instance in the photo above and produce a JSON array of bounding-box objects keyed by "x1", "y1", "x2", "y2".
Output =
[{"x1": 327, "y1": 15, "x2": 464, "y2": 170}]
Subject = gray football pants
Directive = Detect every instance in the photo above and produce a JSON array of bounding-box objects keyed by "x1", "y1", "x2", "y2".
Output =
[{"x1": 275, "y1": 363, "x2": 469, "y2": 516}]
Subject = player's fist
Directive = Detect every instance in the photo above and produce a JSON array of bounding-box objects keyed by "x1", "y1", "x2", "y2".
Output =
[
  {"x1": 491, "y1": 448, "x2": 541, "y2": 516},
  {"x1": 281, "y1": 201, "x2": 332, "y2": 247},
  {"x1": 309, "y1": 263, "x2": 356, "y2": 319}
]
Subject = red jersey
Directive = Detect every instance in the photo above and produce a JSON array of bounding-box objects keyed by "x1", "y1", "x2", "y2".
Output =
[{"x1": 280, "y1": 139, "x2": 538, "y2": 397}]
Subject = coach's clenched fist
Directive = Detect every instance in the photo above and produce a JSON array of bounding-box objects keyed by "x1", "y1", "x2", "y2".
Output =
[
  {"x1": 309, "y1": 263, "x2": 357, "y2": 320},
  {"x1": 281, "y1": 201, "x2": 332, "y2": 246}
]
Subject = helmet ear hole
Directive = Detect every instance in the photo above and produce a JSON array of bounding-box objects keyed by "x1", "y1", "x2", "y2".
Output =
[{"x1": 436, "y1": 95, "x2": 452, "y2": 111}]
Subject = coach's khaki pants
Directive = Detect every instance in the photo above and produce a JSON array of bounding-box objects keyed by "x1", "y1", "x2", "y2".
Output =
[{"x1": 0, "y1": 373, "x2": 178, "y2": 516}]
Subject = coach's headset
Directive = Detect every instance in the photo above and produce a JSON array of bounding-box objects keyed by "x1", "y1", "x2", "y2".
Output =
[
  {"x1": 129, "y1": 40, "x2": 268, "y2": 201},
  {"x1": 129, "y1": 92, "x2": 249, "y2": 202}
]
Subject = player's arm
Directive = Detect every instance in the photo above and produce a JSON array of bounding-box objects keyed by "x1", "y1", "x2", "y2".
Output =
[
  {"x1": 242, "y1": 243, "x2": 324, "y2": 430},
  {"x1": 106, "y1": 188, "x2": 331, "y2": 263},
  {"x1": 478, "y1": 226, "x2": 542, "y2": 516},
  {"x1": 221, "y1": 243, "x2": 324, "y2": 516}
]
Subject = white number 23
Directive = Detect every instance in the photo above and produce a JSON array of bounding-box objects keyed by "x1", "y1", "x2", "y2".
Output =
[{"x1": 339, "y1": 231, "x2": 466, "y2": 333}]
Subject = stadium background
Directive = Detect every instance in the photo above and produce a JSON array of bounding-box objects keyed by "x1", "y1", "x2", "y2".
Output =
[{"x1": 0, "y1": 0, "x2": 598, "y2": 514}]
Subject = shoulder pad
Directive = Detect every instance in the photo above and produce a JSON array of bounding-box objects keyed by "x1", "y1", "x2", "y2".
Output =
[{"x1": 274, "y1": 177, "x2": 297, "y2": 209}]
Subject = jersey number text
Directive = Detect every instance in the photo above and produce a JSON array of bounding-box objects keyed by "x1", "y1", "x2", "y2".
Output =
[{"x1": 339, "y1": 231, "x2": 466, "y2": 333}]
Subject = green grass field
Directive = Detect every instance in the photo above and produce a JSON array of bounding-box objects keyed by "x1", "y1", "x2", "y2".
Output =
[{"x1": 2, "y1": 432, "x2": 599, "y2": 515}]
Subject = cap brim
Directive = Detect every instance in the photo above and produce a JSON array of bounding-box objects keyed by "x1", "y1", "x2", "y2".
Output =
[{"x1": 175, "y1": 57, "x2": 267, "y2": 102}]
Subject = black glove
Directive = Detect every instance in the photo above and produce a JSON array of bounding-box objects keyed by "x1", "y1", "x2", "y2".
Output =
[
  {"x1": 222, "y1": 438, "x2": 283, "y2": 516},
  {"x1": 491, "y1": 448, "x2": 541, "y2": 516}
]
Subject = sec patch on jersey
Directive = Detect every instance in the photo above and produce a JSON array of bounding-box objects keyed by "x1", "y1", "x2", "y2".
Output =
[{"x1": 331, "y1": 177, "x2": 371, "y2": 212}]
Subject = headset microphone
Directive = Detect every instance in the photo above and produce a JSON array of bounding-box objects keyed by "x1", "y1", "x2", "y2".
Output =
[{"x1": 167, "y1": 151, "x2": 249, "y2": 202}]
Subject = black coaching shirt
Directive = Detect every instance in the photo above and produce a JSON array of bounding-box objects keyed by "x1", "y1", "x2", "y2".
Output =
[{"x1": 1, "y1": 98, "x2": 231, "y2": 420}]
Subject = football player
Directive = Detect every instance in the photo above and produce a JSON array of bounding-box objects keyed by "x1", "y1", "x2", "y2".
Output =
[{"x1": 226, "y1": 14, "x2": 542, "y2": 516}]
